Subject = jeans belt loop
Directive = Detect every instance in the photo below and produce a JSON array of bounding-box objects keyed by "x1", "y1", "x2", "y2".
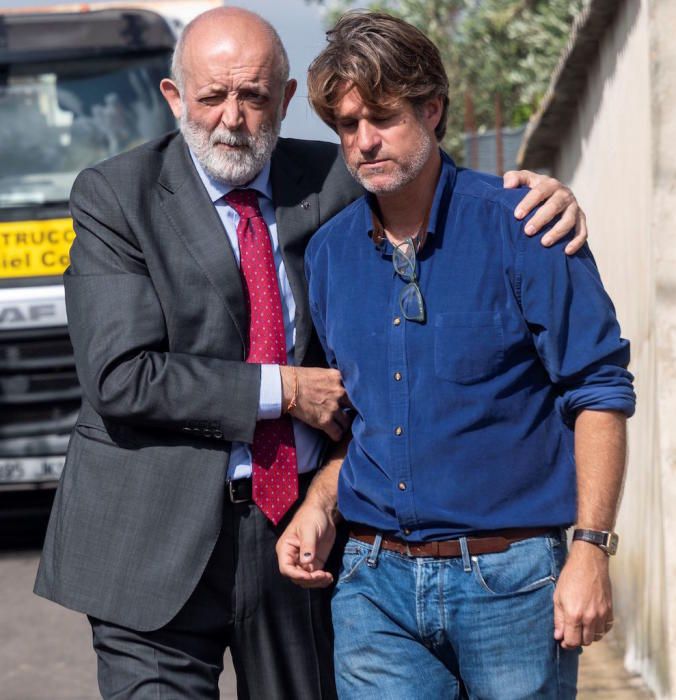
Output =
[
  {"x1": 459, "y1": 536, "x2": 472, "y2": 572},
  {"x1": 366, "y1": 533, "x2": 384, "y2": 568}
]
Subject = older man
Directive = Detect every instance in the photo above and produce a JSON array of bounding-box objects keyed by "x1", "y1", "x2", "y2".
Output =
[
  {"x1": 278, "y1": 11, "x2": 634, "y2": 700},
  {"x1": 35, "y1": 6, "x2": 586, "y2": 699}
]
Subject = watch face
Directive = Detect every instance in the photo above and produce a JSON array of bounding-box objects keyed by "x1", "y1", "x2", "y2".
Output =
[{"x1": 605, "y1": 532, "x2": 619, "y2": 555}]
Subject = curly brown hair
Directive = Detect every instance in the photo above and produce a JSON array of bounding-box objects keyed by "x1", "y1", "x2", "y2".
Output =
[{"x1": 307, "y1": 10, "x2": 450, "y2": 141}]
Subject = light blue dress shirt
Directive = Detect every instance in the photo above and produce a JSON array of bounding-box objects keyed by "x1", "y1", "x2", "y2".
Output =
[{"x1": 190, "y1": 151, "x2": 323, "y2": 480}]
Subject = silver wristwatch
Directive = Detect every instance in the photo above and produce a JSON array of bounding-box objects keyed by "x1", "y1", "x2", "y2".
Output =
[{"x1": 572, "y1": 528, "x2": 619, "y2": 556}]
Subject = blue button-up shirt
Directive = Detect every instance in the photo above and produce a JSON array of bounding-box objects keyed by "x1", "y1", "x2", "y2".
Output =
[{"x1": 305, "y1": 152, "x2": 635, "y2": 541}]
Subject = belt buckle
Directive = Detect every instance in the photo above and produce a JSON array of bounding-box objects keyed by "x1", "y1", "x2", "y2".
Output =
[{"x1": 228, "y1": 480, "x2": 250, "y2": 504}]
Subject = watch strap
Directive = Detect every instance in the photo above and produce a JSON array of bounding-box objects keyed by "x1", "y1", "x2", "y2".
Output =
[{"x1": 572, "y1": 528, "x2": 619, "y2": 555}]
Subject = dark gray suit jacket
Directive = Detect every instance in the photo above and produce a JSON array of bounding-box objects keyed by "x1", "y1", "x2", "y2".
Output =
[{"x1": 34, "y1": 132, "x2": 363, "y2": 631}]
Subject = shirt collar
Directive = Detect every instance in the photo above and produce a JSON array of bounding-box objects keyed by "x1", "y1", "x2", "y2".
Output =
[
  {"x1": 188, "y1": 148, "x2": 273, "y2": 203},
  {"x1": 366, "y1": 149, "x2": 457, "y2": 250}
]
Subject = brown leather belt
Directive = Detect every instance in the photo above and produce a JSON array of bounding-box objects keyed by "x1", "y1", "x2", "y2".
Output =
[{"x1": 348, "y1": 525, "x2": 553, "y2": 558}]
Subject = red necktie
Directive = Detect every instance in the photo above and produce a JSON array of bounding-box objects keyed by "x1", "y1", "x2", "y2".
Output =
[{"x1": 224, "y1": 189, "x2": 298, "y2": 524}]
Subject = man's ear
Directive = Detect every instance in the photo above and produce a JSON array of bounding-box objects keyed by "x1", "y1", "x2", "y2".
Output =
[
  {"x1": 160, "y1": 78, "x2": 183, "y2": 120},
  {"x1": 280, "y1": 79, "x2": 298, "y2": 120},
  {"x1": 422, "y1": 95, "x2": 443, "y2": 135}
]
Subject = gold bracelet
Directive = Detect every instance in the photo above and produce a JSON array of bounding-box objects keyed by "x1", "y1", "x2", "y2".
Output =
[{"x1": 286, "y1": 366, "x2": 299, "y2": 413}]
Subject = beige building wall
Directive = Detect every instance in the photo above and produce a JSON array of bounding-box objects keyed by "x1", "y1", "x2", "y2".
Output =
[
  {"x1": 548, "y1": 1, "x2": 674, "y2": 696},
  {"x1": 649, "y1": 0, "x2": 676, "y2": 691}
]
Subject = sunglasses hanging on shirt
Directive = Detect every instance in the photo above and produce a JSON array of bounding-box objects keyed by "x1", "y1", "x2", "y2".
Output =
[{"x1": 392, "y1": 237, "x2": 426, "y2": 323}]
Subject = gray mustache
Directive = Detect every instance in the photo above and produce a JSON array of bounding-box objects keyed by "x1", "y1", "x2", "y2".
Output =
[{"x1": 210, "y1": 131, "x2": 251, "y2": 147}]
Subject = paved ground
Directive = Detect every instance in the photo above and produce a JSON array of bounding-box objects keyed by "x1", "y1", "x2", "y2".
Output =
[
  {"x1": 0, "y1": 545, "x2": 234, "y2": 700},
  {"x1": 579, "y1": 639, "x2": 654, "y2": 699},
  {"x1": 0, "y1": 530, "x2": 655, "y2": 700}
]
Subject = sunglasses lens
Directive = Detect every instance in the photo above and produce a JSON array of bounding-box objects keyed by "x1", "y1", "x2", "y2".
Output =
[
  {"x1": 400, "y1": 282, "x2": 425, "y2": 322},
  {"x1": 393, "y1": 241, "x2": 416, "y2": 280}
]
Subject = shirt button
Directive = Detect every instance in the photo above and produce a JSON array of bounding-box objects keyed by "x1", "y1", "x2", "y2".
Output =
[
  {"x1": 403, "y1": 528, "x2": 411, "y2": 535},
  {"x1": 393, "y1": 317, "x2": 401, "y2": 326},
  {"x1": 394, "y1": 426, "x2": 403, "y2": 436},
  {"x1": 398, "y1": 481, "x2": 407, "y2": 491},
  {"x1": 394, "y1": 372, "x2": 402, "y2": 381}
]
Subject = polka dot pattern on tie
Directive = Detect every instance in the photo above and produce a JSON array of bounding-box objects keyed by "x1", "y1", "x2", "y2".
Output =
[{"x1": 224, "y1": 189, "x2": 298, "y2": 525}]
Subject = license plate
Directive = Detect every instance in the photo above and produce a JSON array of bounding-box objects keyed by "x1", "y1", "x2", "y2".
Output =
[
  {"x1": 0, "y1": 218, "x2": 75, "y2": 279},
  {"x1": 0, "y1": 456, "x2": 65, "y2": 485}
]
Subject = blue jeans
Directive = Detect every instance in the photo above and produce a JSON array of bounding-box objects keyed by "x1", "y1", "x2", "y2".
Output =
[{"x1": 332, "y1": 531, "x2": 578, "y2": 699}]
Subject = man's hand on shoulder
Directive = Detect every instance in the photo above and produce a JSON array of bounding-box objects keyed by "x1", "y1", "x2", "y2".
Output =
[
  {"x1": 553, "y1": 541, "x2": 613, "y2": 649},
  {"x1": 504, "y1": 169, "x2": 588, "y2": 255},
  {"x1": 280, "y1": 366, "x2": 352, "y2": 441}
]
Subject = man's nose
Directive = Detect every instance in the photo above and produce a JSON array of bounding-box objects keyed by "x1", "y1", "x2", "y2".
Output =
[
  {"x1": 221, "y1": 95, "x2": 244, "y2": 130},
  {"x1": 356, "y1": 121, "x2": 381, "y2": 154}
]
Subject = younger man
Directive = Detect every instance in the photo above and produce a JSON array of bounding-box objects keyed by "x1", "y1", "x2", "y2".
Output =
[{"x1": 278, "y1": 11, "x2": 634, "y2": 699}]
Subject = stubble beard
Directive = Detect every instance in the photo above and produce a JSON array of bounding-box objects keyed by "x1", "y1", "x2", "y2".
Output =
[
  {"x1": 345, "y1": 120, "x2": 436, "y2": 194},
  {"x1": 181, "y1": 107, "x2": 282, "y2": 186}
]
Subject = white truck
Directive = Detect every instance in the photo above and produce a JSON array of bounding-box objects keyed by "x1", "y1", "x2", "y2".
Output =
[{"x1": 0, "y1": 6, "x2": 180, "y2": 516}]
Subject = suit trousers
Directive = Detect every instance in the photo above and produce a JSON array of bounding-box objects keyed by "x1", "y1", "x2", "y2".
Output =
[{"x1": 89, "y1": 475, "x2": 337, "y2": 700}]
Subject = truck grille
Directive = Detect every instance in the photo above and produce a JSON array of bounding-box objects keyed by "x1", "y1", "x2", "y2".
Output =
[{"x1": 0, "y1": 326, "x2": 79, "y2": 454}]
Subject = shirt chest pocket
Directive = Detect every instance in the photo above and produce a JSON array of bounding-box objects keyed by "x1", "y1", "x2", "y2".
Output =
[{"x1": 434, "y1": 311, "x2": 504, "y2": 384}]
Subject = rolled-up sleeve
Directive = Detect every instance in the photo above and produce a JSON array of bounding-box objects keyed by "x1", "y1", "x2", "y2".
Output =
[{"x1": 515, "y1": 225, "x2": 636, "y2": 424}]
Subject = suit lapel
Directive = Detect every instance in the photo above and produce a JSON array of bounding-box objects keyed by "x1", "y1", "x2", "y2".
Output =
[
  {"x1": 271, "y1": 143, "x2": 319, "y2": 366},
  {"x1": 157, "y1": 136, "x2": 248, "y2": 350}
]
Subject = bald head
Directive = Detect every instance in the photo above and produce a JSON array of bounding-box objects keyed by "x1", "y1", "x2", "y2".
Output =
[
  {"x1": 171, "y1": 7, "x2": 290, "y2": 91},
  {"x1": 159, "y1": 5, "x2": 297, "y2": 186}
]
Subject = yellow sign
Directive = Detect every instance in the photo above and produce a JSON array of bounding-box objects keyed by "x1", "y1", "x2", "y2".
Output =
[{"x1": 0, "y1": 218, "x2": 75, "y2": 278}]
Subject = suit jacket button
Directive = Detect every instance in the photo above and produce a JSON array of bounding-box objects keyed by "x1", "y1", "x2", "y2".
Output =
[{"x1": 213, "y1": 431, "x2": 223, "y2": 439}]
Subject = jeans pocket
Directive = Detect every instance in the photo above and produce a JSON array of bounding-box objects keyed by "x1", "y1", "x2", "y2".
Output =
[
  {"x1": 472, "y1": 536, "x2": 556, "y2": 596},
  {"x1": 337, "y1": 540, "x2": 369, "y2": 584}
]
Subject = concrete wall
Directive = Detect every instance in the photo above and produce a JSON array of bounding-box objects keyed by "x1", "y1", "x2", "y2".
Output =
[
  {"x1": 648, "y1": 0, "x2": 676, "y2": 691},
  {"x1": 550, "y1": 1, "x2": 673, "y2": 696}
]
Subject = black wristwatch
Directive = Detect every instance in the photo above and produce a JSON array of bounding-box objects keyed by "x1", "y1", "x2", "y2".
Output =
[{"x1": 572, "y1": 529, "x2": 619, "y2": 556}]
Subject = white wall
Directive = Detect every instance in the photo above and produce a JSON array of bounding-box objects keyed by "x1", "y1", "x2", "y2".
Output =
[{"x1": 552, "y1": 1, "x2": 672, "y2": 695}]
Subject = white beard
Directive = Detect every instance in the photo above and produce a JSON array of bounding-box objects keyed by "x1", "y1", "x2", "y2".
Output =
[{"x1": 181, "y1": 109, "x2": 281, "y2": 186}]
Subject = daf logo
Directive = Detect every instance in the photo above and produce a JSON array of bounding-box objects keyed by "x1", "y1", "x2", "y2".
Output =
[
  {"x1": 0, "y1": 289, "x2": 68, "y2": 330},
  {"x1": 0, "y1": 303, "x2": 56, "y2": 324}
]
